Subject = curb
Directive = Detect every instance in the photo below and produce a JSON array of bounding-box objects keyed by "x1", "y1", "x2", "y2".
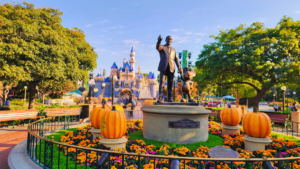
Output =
[
  {"x1": 8, "y1": 139, "x2": 42, "y2": 169},
  {"x1": 8, "y1": 121, "x2": 90, "y2": 169}
]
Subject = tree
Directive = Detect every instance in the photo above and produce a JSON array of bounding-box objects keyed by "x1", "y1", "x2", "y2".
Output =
[
  {"x1": 143, "y1": 73, "x2": 148, "y2": 78},
  {"x1": 103, "y1": 69, "x2": 106, "y2": 78},
  {"x1": 196, "y1": 16, "x2": 300, "y2": 112},
  {"x1": 0, "y1": 2, "x2": 97, "y2": 109}
]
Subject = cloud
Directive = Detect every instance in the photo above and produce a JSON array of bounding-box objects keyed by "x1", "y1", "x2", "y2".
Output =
[
  {"x1": 112, "y1": 8, "x2": 116, "y2": 10},
  {"x1": 85, "y1": 24, "x2": 92, "y2": 28},
  {"x1": 124, "y1": 40, "x2": 140, "y2": 46},
  {"x1": 296, "y1": 11, "x2": 300, "y2": 13},
  {"x1": 120, "y1": 26, "x2": 123, "y2": 29},
  {"x1": 195, "y1": 32, "x2": 206, "y2": 36},
  {"x1": 172, "y1": 35, "x2": 190, "y2": 44},
  {"x1": 171, "y1": 29, "x2": 179, "y2": 32},
  {"x1": 216, "y1": 25, "x2": 221, "y2": 28},
  {"x1": 100, "y1": 20, "x2": 108, "y2": 24},
  {"x1": 195, "y1": 38, "x2": 201, "y2": 43},
  {"x1": 112, "y1": 52, "x2": 119, "y2": 55},
  {"x1": 186, "y1": 32, "x2": 193, "y2": 35}
]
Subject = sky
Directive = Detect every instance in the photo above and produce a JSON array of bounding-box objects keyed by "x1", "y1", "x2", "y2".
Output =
[{"x1": 3, "y1": 0, "x2": 300, "y2": 78}]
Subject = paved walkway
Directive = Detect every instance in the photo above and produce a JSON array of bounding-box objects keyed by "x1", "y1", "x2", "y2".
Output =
[{"x1": 0, "y1": 126, "x2": 28, "y2": 169}]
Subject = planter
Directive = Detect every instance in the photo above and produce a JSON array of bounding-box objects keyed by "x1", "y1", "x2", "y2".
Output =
[
  {"x1": 221, "y1": 124, "x2": 241, "y2": 135},
  {"x1": 243, "y1": 135, "x2": 272, "y2": 151},
  {"x1": 291, "y1": 111, "x2": 300, "y2": 132}
]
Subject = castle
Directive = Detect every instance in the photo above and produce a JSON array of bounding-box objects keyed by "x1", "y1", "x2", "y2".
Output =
[{"x1": 92, "y1": 47, "x2": 158, "y2": 99}]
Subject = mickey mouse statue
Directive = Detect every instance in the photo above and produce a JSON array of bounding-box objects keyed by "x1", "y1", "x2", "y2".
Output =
[{"x1": 180, "y1": 68, "x2": 196, "y2": 103}]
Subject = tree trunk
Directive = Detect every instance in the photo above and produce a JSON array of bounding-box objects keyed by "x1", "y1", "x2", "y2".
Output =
[
  {"x1": 42, "y1": 91, "x2": 45, "y2": 105},
  {"x1": 246, "y1": 88, "x2": 271, "y2": 112},
  {"x1": 28, "y1": 81, "x2": 38, "y2": 109}
]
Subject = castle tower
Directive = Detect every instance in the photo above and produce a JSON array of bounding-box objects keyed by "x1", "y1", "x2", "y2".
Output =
[{"x1": 129, "y1": 46, "x2": 136, "y2": 72}]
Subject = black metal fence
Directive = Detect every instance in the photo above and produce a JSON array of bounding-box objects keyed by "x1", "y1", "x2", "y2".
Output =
[{"x1": 27, "y1": 116, "x2": 300, "y2": 169}]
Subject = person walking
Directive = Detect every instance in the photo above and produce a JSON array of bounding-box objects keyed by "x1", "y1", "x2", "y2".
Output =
[
  {"x1": 274, "y1": 104, "x2": 278, "y2": 111},
  {"x1": 5, "y1": 98, "x2": 11, "y2": 107}
]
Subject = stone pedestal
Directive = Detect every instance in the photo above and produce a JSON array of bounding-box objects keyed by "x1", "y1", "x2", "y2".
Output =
[
  {"x1": 291, "y1": 111, "x2": 300, "y2": 132},
  {"x1": 90, "y1": 127, "x2": 102, "y2": 140},
  {"x1": 99, "y1": 136, "x2": 127, "y2": 150},
  {"x1": 141, "y1": 104, "x2": 211, "y2": 144},
  {"x1": 221, "y1": 124, "x2": 241, "y2": 135},
  {"x1": 243, "y1": 135, "x2": 272, "y2": 151}
]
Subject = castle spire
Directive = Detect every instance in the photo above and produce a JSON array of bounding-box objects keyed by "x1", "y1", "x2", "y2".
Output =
[{"x1": 138, "y1": 63, "x2": 141, "y2": 74}]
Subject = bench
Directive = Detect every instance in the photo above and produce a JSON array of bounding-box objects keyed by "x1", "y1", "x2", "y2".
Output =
[{"x1": 265, "y1": 113, "x2": 288, "y2": 123}]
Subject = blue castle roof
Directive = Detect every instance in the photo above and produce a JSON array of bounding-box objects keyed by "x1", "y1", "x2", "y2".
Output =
[
  {"x1": 147, "y1": 72, "x2": 155, "y2": 79},
  {"x1": 135, "y1": 73, "x2": 143, "y2": 79},
  {"x1": 111, "y1": 62, "x2": 118, "y2": 69},
  {"x1": 104, "y1": 77, "x2": 111, "y2": 82},
  {"x1": 121, "y1": 61, "x2": 133, "y2": 72},
  {"x1": 96, "y1": 73, "x2": 101, "y2": 77},
  {"x1": 131, "y1": 46, "x2": 135, "y2": 53}
]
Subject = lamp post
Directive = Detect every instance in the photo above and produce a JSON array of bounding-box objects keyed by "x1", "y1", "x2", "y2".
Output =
[
  {"x1": 101, "y1": 83, "x2": 106, "y2": 108},
  {"x1": 173, "y1": 77, "x2": 176, "y2": 101},
  {"x1": 111, "y1": 75, "x2": 118, "y2": 106},
  {"x1": 24, "y1": 86, "x2": 27, "y2": 106},
  {"x1": 90, "y1": 79, "x2": 95, "y2": 104},
  {"x1": 273, "y1": 94, "x2": 276, "y2": 102},
  {"x1": 281, "y1": 86, "x2": 286, "y2": 114}
]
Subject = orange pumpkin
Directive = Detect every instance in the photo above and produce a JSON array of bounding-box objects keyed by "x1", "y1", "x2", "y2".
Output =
[
  {"x1": 220, "y1": 107, "x2": 242, "y2": 126},
  {"x1": 107, "y1": 105, "x2": 124, "y2": 111},
  {"x1": 90, "y1": 106, "x2": 106, "y2": 129},
  {"x1": 144, "y1": 100, "x2": 156, "y2": 106},
  {"x1": 101, "y1": 106, "x2": 127, "y2": 139},
  {"x1": 242, "y1": 112, "x2": 271, "y2": 138}
]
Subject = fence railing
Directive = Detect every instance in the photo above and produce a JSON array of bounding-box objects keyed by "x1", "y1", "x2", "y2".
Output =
[{"x1": 27, "y1": 115, "x2": 300, "y2": 169}]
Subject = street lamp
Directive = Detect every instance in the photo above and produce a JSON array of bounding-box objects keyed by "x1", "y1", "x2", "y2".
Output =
[
  {"x1": 293, "y1": 91, "x2": 296, "y2": 104},
  {"x1": 273, "y1": 94, "x2": 276, "y2": 102},
  {"x1": 173, "y1": 77, "x2": 176, "y2": 101},
  {"x1": 101, "y1": 83, "x2": 106, "y2": 108},
  {"x1": 281, "y1": 86, "x2": 286, "y2": 114},
  {"x1": 24, "y1": 86, "x2": 27, "y2": 106},
  {"x1": 111, "y1": 75, "x2": 118, "y2": 106},
  {"x1": 90, "y1": 79, "x2": 95, "y2": 104}
]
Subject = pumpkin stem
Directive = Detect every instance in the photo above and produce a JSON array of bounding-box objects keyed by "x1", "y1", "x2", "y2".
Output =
[{"x1": 112, "y1": 106, "x2": 116, "y2": 111}]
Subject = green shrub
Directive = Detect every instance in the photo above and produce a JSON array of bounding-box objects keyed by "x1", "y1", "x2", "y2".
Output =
[
  {"x1": 0, "y1": 106, "x2": 29, "y2": 111},
  {"x1": 10, "y1": 99, "x2": 25, "y2": 106}
]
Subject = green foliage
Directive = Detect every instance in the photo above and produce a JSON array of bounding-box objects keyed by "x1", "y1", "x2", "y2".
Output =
[
  {"x1": 0, "y1": 2, "x2": 97, "y2": 108},
  {"x1": 271, "y1": 132, "x2": 300, "y2": 145},
  {"x1": 35, "y1": 127, "x2": 84, "y2": 169},
  {"x1": 129, "y1": 130, "x2": 224, "y2": 150},
  {"x1": 196, "y1": 16, "x2": 300, "y2": 108},
  {"x1": 10, "y1": 99, "x2": 25, "y2": 106},
  {"x1": 0, "y1": 106, "x2": 28, "y2": 110}
]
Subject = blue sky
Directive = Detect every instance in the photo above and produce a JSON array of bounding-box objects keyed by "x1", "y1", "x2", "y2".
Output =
[{"x1": 4, "y1": 0, "x2": 300, "y2": 78}]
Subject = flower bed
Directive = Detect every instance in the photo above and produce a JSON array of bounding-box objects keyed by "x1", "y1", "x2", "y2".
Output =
[{"x1": 37, "y1": 120, "x2": 300, "y2": 169}]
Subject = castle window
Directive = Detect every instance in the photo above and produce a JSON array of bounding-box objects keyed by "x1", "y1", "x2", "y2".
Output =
[
  {"x1": 126, "y1": 76, "x2": 128, "y2": 80},
  {"x1": 126, "y1": 69, "x2": 128, "y2": 74}
]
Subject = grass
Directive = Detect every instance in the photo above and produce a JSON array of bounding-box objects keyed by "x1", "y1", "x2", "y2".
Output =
[
  {"x1": 35, "y1": 127, "x2": 92, "y2": 169},
  {"x1": 128, "y1": 130, "x2": 224, "y2": 150},
  {"x1": 271, "y1": 132, "x2": 300, "y2": 145}
]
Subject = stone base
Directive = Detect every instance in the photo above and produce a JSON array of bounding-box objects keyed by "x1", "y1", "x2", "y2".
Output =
[
  {"x1": 90, "y1": 127, "x2": 102, "y2": 140},
  {"x1": 141, "y1": 105, "x2": 211, "y2": 144},
  {"x1": 243, "y1": 135, "x2": 272, "y2": 151},
  {"x1": 99, "y1": 136, "x2": 127, "y2": 150},
  {"x1": 291, "y1": 111, "x2": 300, "y2": 132},
  {"x1": 221, "y1": 124, "x2": 241, "y2": 135}
]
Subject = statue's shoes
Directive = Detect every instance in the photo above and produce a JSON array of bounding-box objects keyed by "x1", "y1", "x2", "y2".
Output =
[
  {"x1": 157, "y1": 99, "x2": 162, "y2": 103},
  {"x1": 168, "y1": 99, "x2": 174, "y2": 102}
]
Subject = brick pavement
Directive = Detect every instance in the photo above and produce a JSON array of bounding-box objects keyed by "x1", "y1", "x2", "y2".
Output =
[{"x1": 0, "y1": 130, "x2": 28, "y2": 169}]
